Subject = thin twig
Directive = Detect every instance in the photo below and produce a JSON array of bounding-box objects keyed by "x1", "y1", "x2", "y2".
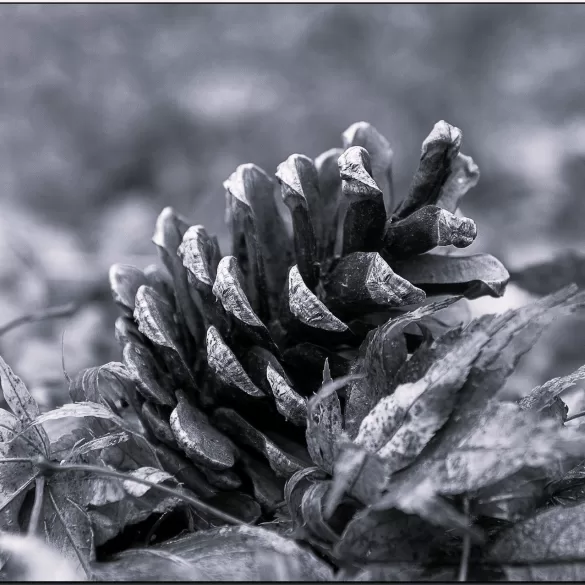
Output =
[
  {"x1": 61, "y1": 328, "x2": 71, "y2": 385},
  {"x1": 458, "y1": 496, "x2": 471, "y2": 582},
  {"x1": 0, "y1": 303, "x2": 78, "y2": 337},
  {"x1": 566, "y1": 410, "x2": 585, "y2": 422},
  {"x1": 27, "y1": 475, "x2": 46, "y2": 536},
  {"x1": 37, "y1": 459, "x2": 248, "y2": 527}
]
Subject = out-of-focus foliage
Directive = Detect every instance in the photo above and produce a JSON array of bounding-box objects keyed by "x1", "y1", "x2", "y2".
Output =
[{"x1": 1, "y1": 4, "x2": 585, "y2": 406}]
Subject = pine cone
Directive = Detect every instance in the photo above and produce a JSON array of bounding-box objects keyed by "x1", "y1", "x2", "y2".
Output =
[{"x1": 104, "y1": 120, "x2": 509, "y2": 530}]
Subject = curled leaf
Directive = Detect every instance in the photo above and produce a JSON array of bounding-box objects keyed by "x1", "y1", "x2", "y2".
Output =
[{"x1": 338, "y1": 146, "x2": 385, "y2": 254}]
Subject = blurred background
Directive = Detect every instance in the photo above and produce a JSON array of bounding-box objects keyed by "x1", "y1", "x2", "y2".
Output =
[{"x1": 1, "y1": 4, "x2": 584, "y2": 409}]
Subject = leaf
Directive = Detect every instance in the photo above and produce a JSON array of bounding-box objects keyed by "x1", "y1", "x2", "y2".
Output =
[
  {"x1": 393, "y1": 120, "x2": 462, "y2": 220},
  {"x1": 353, "y1": 315, "x2": 492, "y2": 474},
  {"x1": 511, "y1": 249, "x2": 585, "y2": 296},
  {"x1": 284, "y1": 467, "x2": 328, "y2": 531},
  {"x1": 382, "y1": 205, "x2": 476, "y2": 260},
  {"x1": 342, "y1": 121, "x2": 394, "y2": 215},
  {"x1": 66, "y1": 432, "x2": 130, "y2": 461},
  {"x1": 323, "y1": 252, "x2": 425, "y2": 315},
  {"x1": 392, "y1": 253, "x2": 510, "y2": 299},
  {"x1": 299, "y1": 481, "x2": 341, "y2": 544},
  {"x1": 519, "y1": 364, "x2": 585, "y2": 413},
  {"x1": 214, "y1": 408, "x2": 310, "y2": 477},
  {"x1": 490, "y1": 503, "x2": 585, "y2": 580},
  {"x1": 384, "y1": 287, "x2": 585, "y2": 529},
  {"x1": 333, "y1": 506, "x2": 444, "y2": 564},
  {"x1": 276, "y1": 154, "x2": 320, "y2": 290},
  {"x1": 0, "y1": 355, "x2": 49, "y2": 456},
  {"x1": 0, "y1": 534, "x2": 82, "y2": 581},
  {"x1": 42, "y1": 474, "x2": 95, "y2": 578},
  {"x1": 338, "y1": 146, "x2": 386, "y2": 254},
  {"x1": 122, "y1": 467, "x2": 175, "y2": 498},
  {"x1": 170, "y1": 390, "x2": 237, "y2": 471},
  {"x1": 435, "y1": 152, "x2": 480, "y2": 214},
  {"x1": 344, "y1": 296, "x2": 461, "y2": 437},
  {"x1": 148, "y1": 525, "x2": 334, "y2": 581},
  {"x1": 306, "y1": 375, "x2": 359, "y2": 473},
  {"x1": 91, "y1": 548, "x2": 200, "y2": 581},
  {"x1": 206, "y1": 326, "x2": 265, "y2": 397},
  {"x1": 30, "y1": 402, "x2": 128, "y2": 431}
]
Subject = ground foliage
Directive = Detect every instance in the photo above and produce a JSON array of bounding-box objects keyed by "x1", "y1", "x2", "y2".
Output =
[{"x1": 1, "y1": 121, "x2": 585, "y2": 581}]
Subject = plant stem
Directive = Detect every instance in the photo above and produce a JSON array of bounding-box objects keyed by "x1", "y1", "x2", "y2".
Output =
[
  {"x1": 27, "y1": 475, "x2": 46, "y2": 536},
  {"x1": 37, "y1": 459, "x2": 247, "y2": 527},
  {"x1": 566, "y1": 410, "x2": 585, "y2": 422},
  {"x1": 458, "y1": 496, "x2": 471, "y2": 582},
  {"x1": 0, "y1": 303, "x2": 78, "y2": 337}
]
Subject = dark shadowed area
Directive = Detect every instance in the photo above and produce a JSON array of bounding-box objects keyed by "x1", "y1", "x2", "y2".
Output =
[{"x1": 1, "y1": 4, "x2": 584, "y2": 407}]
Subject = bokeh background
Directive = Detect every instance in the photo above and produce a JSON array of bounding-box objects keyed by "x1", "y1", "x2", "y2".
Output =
[{"x1": 1, "y1": 4, "x2": 585, "y2": 408}]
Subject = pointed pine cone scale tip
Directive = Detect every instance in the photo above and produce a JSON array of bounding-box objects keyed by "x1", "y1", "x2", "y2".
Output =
[
  {"x1": 275, "y1": 153, "x2": 318, "y2": 207},
  {"x1": 288, "y1": 265, "x2": 348, "y2": 332},
  {"x1": 342, "y1": 121, "x2": 393, "y2": 166},
  {"x1": 152, "y1": 206, "x2": 190, "y2": 249},
  {"x1": 109, "y1": 263, "x2": 147, "y2": 312},
  {"x1": 178, "y1": 225, "x2": 217, "y2": 287},
  {"x1": 422, "y1": 120, "x2": 462, "y2": 156},
  {"x1": 338, "y1": 146, "x2": 382, "y2": 199},
  {"x1": 213, "y1": 256, "x2": 266, "y2": 330},
  {"x1": 223, "y1": 163, "x2": 273, "y2": 208}
]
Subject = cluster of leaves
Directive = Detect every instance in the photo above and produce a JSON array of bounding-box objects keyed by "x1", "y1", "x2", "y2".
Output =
[{"x1": 1, "y1": 120, "x2": 585, "y2": 581}]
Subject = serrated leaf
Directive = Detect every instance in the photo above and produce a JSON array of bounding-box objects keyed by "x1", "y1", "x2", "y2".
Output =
[
  {"x1": 0, "y1": 355, "x2": 49, "y2": 456},
  {"x1": 338, "y1": 146, "x2": 386, "y2": 254},
  {"x1": 392, "y1": 252, "x2": 510, "y2": 299},
  {"x1": 214, "y1": 408, "x2": 309, "y2": 477},
  {"x1": 353, "y1": 316, "x2": 491, "y2": 474},
  {"x1": 490, "y1": 503, "x2": 585, "y2": 580},
  {"x1": 30, "y1": 402, "x2": 128, "y2": 431},
  {"x1": 96, "y1": 525, "x2": 334, "y2": 581},
  {"x1": 511, "y1": 249, "x2": 585, "y2": 296},
  {"x1": 170, "y1": 390, "x2": 236, "y2": 471},
  {"x1": 122, "y1": 467, "x2": 175, "y2": 498},
  {"x1": 66, "y1": 431, "x2": 130, "y2": 461},
  {"x1": 306, "y1": 375, "x2": 359, "y2": 474}
]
